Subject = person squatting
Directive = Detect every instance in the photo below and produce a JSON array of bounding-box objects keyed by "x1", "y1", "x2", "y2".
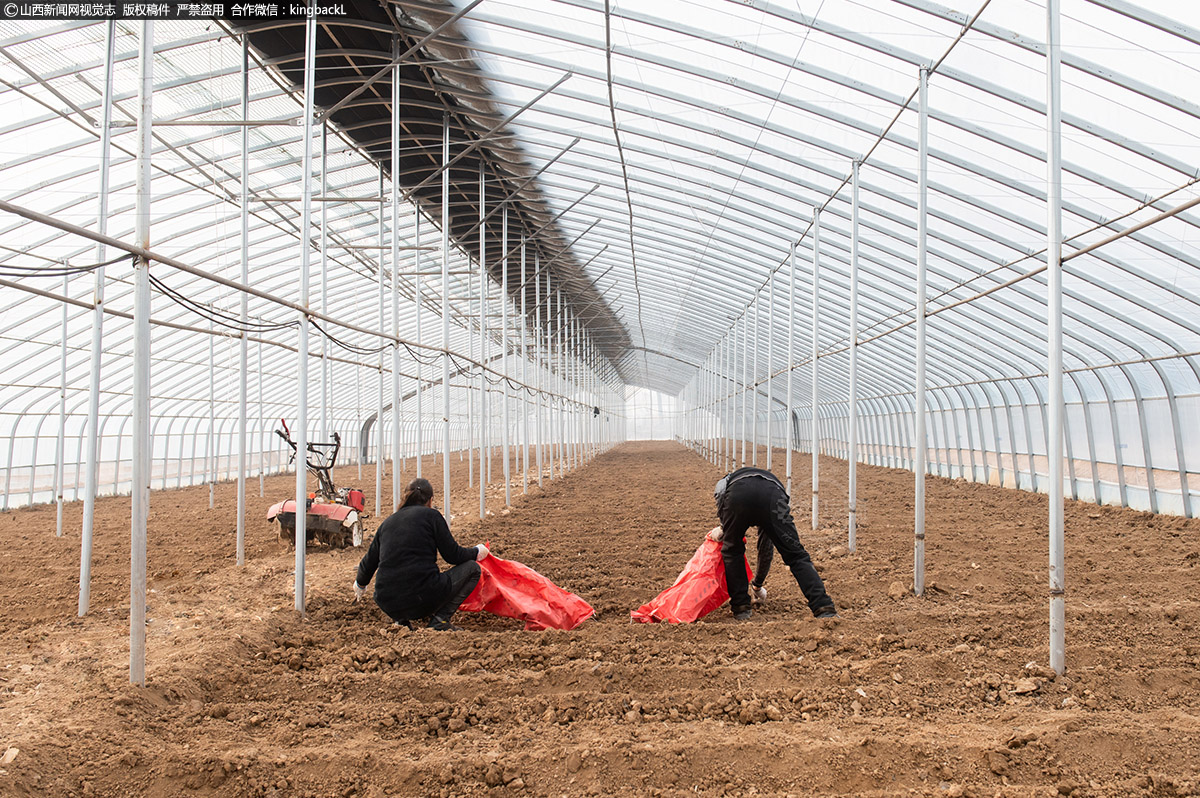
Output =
[{"x1": 352, "y1": 477, "x2": 489, "y2": 632}]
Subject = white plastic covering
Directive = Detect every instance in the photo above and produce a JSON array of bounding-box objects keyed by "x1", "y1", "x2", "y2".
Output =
[{"x1": 0, "y1": 1, "x2": 1198, "y2": 518}]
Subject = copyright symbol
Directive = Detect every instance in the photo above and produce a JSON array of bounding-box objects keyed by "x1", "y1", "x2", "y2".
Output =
[{"x1": 2, "y1": 4, "x2": 16, "y2": 16}]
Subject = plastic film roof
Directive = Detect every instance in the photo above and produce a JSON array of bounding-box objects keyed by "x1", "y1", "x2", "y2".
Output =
[
  {"x1": 0, "y1": 0, "x2": 1199, "y2": 465},
  {"x1": 435, "y1": 0, "x2": 1200, "y2": 400}
]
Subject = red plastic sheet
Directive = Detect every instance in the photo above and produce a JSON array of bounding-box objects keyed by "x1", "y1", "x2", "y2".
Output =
[
  {"x1": 630, "y1": 535, "x2": 752, "y2": 624},
  {"x1": 460, "y1": 555, "x2": 594, "y2": 631}
]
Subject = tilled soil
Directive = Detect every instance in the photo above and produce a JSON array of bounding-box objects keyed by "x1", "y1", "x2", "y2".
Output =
[{"x1": 1, "y1": 440, "x2": 1198, "y2": 798}]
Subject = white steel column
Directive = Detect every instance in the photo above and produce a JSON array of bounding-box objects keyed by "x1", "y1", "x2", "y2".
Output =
[
  {"x1": 786, "y1": 242, "x2": 795, "y2": 499},
  {"x1": 376, "y1": 167, "x2": 385, "y2": 520},
  {"x1": 521, "y1": 241, "x2": 529, "y2": 494},
  {"x1": 914, "y1": 66, "x2": 929, "y2": 597},
  {"x1": 208, "y1": 323, "x2": 215, "y2": 509},
  {"x1": 848, "y1": 160, "x2": 861, "y2": 554},
  {"x1": 734, "y1": 309, "x2": 744, "y2": 463},
  {"x1": 236, "y1": 36, "x2": 249, "y2": 566},
  {"x1": 55, "y1": 269, "x2": 67, "y2": 537},
  {"x1": 1047, "y1": 0, "x2": 1066, "y2": 676},
  {"x1": 726, "y1": 332, "x2": 733, "y2": 471},
  {"x1": 559, "y1": 293, "x2": 567, "y2": 474},
  {"x1": 130, "y1": 20, "x2": 153, "y2": 686},
  {"x1": 547, "y1": 272, "x2": 555, "y2": 481},
  {"x1": 469, "y1": 169, "x2": 478, "y2": 491},
  {"x1": 501, "y1": 206, "x2": 511, "y2": 506},
  {"x1": 80, "y1": 19, "x2": 115, "y2": 615},
  {"x1": 811, "y1": 209, "x2": 821, "y2": 531},
  {"x1": 258, "y1": 338, "x2": 265, "y2": 496},
  {"x1": 751, "y1": 297, "x2": 759, "y2": 467},
  {"x1": 391, "y1": 63, "x2": 402, "y2": 511},
  {"x1": 478, "y1": 164, "x2": 487, "y2": 517},
  {"x1": 441, "y1": 114, "x2": 452, "y2": 519},
  {"x1": 320, "y1": 126, "x2": 329, "y2": 441},
  {"x1": 766, "y1": 275, "x2": 774, "y2": 470},
  {"x1": 294, "y1": 17, "x2": 316, "y2": 614},
  {"x1": 535, "y1": 253, "x2": 543, "y2": 488},
  {"x1": 415, "y1": 211, "x2": 423, "y2": 478},
  {"x1": 572, "y1": 317, "x2": 580, "y2": 470}
]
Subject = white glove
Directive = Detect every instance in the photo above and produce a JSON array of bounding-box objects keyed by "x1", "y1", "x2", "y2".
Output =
[
  {"x1": 706, "y1": 527, "x2": 724, "y2": 542},
  {"x1": 352, "y1": 580, "x2": 365, "y2": 603},
  {"x1": 750, "y1": 584, "x2": 767, "y2": 606},
  {"x1": 475, "y1": 544, "x2": 490, "y2": 562}
]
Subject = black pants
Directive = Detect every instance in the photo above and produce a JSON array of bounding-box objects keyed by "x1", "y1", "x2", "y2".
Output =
[
  {"x1": 430, "y1": 560, "x2": 481, "y2": 622},
  {"x1": 717, "y1": 475, "x2": 833, "y2": 616},
  {"x1": 380, "y1": 560, "x2": 480, "y2": 625}
]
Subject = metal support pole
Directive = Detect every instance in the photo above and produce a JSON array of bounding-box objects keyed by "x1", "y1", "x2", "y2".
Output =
[
  {"x1": 391, "y1": 64, "x2": 402, "y2": 511},
  {"x1": 535, "y1": 253, "x2": 543, "y2": 488},
  {"x1": 1047, "y1": 0, "x2": 1066, "y2": 676},
  {"x1": 258, "y1": 338, "x2": 265, "y2": 496},
  {"x1": 786, "y1": 242, "x2": 795, "y2": 499},
  {"x1": 478, "y1": 162, "x2": 487, "y2": 518},
  {"x1": 914, "y1": 65, "x2": 929, "y2": 597},
  {"x1": 80, "y1": 19, "x2": 115, "y2": 614},
  {"x1": 208, "y1": 322, "x2": 215, "y2": 509},
  {"x1": 849, "y1": 160, "x2": 861, "y2": 554},
  {"x1": 548, "y1": 272, "x2": 555, "y2": 481},
  {"x1": 415, "y1": 209, "x2": 423, "y2": 477},
  {"x1": 766, "y1": 275, "x2": 774, "y2": 470},
  {"x1": 576, "y1": 319, "x2": 583, "y2": 469},
  {"x1": 56, "y1": 269, "x2": 67, "y2": 536},
  {"x1": 502, "y1": 205, "x2": 511, "y2": 506},
  {"x1": 129, "y1": 19, "x2": 153, "y2": 686},
  {"x1": 376, "y1": 167, "x2": 385, "y2": 520},
  {"x1": 521, "y1": 240, "x2": 529, "y2": 494},
  {"x1": 752, "y1": 296, "x2": 759, "y2": 467},
  {"x1": 441, "y1": 113, "x2": 452, "y2": 520},
  {"x1": 294, "y1": 17, "x2": 316, "y2": 614},
  {"x1": 236, "y1": 35, "x2": 249, "y2": 566},
  {"x1": 811, "y1": 208, "x2": 821, "y2": 532},
  {"x1": 557, "y1": 290, "x2": 565, "y2": 476},
  {"x1": 740, "y1": 313, "x2": 747, "y2": 467},
  {"x1": 726, "y1": 332, "x2": 733, "y2": 472},
  {"x1": 320, "y1": 125, "x2": 329, "y2": 442},
  {"x1": 571, "y1": 317, "x2": 579, "y2": 470}
]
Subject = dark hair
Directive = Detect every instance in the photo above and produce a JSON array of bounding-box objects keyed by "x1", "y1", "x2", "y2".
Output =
[{"x1": 400, "y1": 477, "x2": 434, "y2": 508}]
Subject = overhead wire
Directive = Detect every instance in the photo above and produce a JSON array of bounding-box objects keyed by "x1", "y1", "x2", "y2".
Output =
[
  {"x1": 603, "y1": 0, "x2": 648, "y2": 376},
  {"x1": 0, "y1": 252, "x2": 132, "y2": 278}
]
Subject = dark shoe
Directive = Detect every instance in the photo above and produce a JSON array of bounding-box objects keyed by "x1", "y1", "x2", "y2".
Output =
[
  {"x1": 732, "y1": 608, "x2": 753, "y2": 621},
  {"x1": 428, "y1": 618, "x2": 463, "y2": 631},
  {"x1": 813, "y1": 605, "x2": 839, "y2": 619}
]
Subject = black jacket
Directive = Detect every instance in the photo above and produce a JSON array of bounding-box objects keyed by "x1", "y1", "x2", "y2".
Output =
[
  {"x1": 355, "y1": 505, "x2": 479, "y2": 620},
  {"x1": 714, "y1": 467, "x2": 786, "y2": 501}
]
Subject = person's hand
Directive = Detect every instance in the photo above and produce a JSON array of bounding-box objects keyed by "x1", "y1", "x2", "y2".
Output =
[
  {"x1": 352, "y1": 580, "x2": 365, "y2": 603},
  {"x1": 475, "y1": 543, "x2": 490, "y2": 562},
  {"x1": 750, "y1": 584, "x2": 767, "y2": 606},
  {"x1": 706, "y1": 527, "x2": 724, "y2": 542}
]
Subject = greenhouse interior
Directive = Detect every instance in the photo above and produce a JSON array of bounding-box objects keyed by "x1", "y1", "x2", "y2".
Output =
[{"x1": 1, "y1": 1, "x2": 1198, "y2": 796}]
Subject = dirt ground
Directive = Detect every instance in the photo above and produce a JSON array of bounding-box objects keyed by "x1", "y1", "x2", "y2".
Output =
[{"x1": 1, "y1": 439, "x2": 1198, "y2": 798}]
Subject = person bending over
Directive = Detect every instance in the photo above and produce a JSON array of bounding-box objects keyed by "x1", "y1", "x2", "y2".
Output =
[
  {"x1": 709, "y1": 467, "x2": 837, "y2": 621},
  {"x1": 352, "y1": 477, "x2": 489, "y2": 631}
]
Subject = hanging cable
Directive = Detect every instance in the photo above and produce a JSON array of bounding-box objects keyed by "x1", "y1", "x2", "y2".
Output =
[
  {"x1": 0, "y1": 252, "x2": 133, "y2": 278},
  {"x1": 603, "y1": 0, "x2": 647, "y2": 372},
  {"x1": 149, "y1": 273, "x2": 298, "y2": 333}
]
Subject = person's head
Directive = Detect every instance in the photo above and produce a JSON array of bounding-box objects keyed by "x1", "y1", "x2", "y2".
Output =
[{"x1": 401, "y1": 477, "x2": 434, "y2": 508}]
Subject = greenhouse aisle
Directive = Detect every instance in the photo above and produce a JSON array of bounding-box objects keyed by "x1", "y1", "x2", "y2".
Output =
[{"x1": 0, "y1": 440, "x2": 1197, "y2": 796}]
